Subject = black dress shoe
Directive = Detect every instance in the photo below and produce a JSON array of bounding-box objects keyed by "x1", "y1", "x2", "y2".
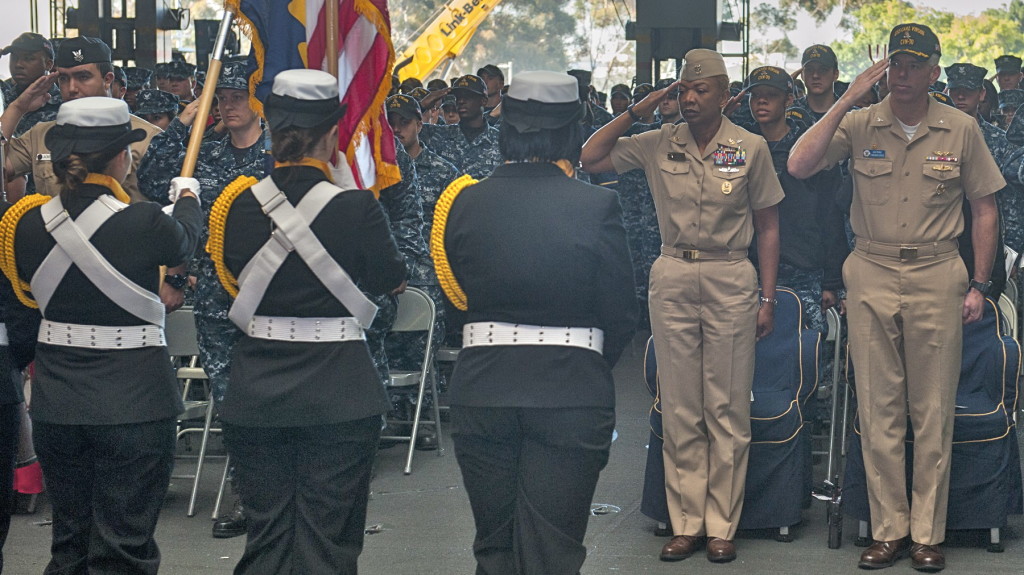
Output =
[
  {"x1": 414, "y1": 432, "x2": 438, "y2": 451},
  {"x1": 212, "y1": 500, "x2": 247, "y2": 539},
  {"x1": 910, "y1": 543, "x2": 945, "y2": 572},
  {"x1": 659, "y1": 535, "x2": 701, "y2": 561},
  {"x1": 858, "y1": 537, "x2": 910, "y2": 569}
]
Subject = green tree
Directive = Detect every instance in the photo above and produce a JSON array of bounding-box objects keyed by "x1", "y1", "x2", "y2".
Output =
[
  {"x1": 779, "y1": 0, "x2": 873, "y2": 25},
  {"x1": 832, "y1": 0, "x2": 1024, "y2": 80},
  {"x1": 750, "y1": 2, "x2": 798, "y2": 65}
]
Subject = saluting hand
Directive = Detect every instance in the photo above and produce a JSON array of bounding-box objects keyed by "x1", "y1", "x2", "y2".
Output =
[
  {"x1": 178, "y1": 99, "x2": 203, "y2": 127},
  {"x1": 418, "y1": 87, "x2": 451, "y2": 112},
  {"x1": 840, "y1": 57, "x2": 888, "y2": 109},
  {"x1": 13, "y1": 72, "x2": 58, "y2": 114},
  {"x1": 633, "y1": 80, "x2": 681, "y2": 119},
  {"x1": 723, "y1": 88, "x2": 747, "y2": 118}
]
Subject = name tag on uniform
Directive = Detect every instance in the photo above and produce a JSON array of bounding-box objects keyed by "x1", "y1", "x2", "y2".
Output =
[
  {"x1": 667, "y1": 152, "x2": 685, "y2": 162},
  {"x1": 862, "y1": 149, "x2": 885, "y2": 159},
  {"x1": 36, "y1": 153, "x2": 51, "y2": 162}
]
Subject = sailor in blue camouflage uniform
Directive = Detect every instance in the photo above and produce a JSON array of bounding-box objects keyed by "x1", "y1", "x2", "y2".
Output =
[
  {"x1": 612, "y1": 83, "x2": 663, "y2": 329},
  {"x1": 384, "y1": 94, "x2": 455, "y2": 433},
  {"x1": 133, "y1": 89, "x2": 179, "y2": 131},
  {"x1": 948, "y1": 63, "x2": 1024, "y2": 259},
  {"x1": 996, "y1": 89, "x2": 1024, "y2": 131},
  {"x1": 418, "y1": 75, "x2": 502, "y2": 179},
  {"x1": 745, "y1": 66, "x2": 848, "y2": 334},
  {"x1": 792, "y1": 45, "x2": 841, "y2": 124},
  {"x1": 122, "y1": 66, "x2": 152, "y2": 112},
  {"x1": 157, "y1": 60, "x2": 197, "y2": 113},
  {"x1": 0, "y1": 33, "x2": 60, "y2": 138},
  {"x1": 138, "y1": 59, "x2": 268, "y2": 397},
  {"x1": 137, "y1": 60, "x2": 269, "y2": 538},
  {"x1": 364, "y1": 139, "x2": 426, "y2": 400}
]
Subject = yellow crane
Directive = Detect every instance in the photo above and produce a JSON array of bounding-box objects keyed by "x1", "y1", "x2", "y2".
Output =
[{"x1": 394, "y1": 0, "x2": 503, "y2": 82}]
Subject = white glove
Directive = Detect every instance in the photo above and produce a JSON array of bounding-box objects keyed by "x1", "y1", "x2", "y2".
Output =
[{"x1": 168, "y1": 177, "x2": 201, "y2": 205}]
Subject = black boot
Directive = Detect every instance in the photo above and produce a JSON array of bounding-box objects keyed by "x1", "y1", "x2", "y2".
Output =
[{"x1": 212, "y1": 470, "x2": 246, "y2": 539}]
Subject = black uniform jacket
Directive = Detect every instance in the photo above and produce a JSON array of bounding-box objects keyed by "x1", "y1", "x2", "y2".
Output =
[
  {"x1": 13, "y1": 185, "x2": 202, "y2": 424},
  {"x1": 444, "y1": 162, "x2": 638, "y2": 409},
  {"x1": 219, "y1": 166, "x2": 407, "y2": 427}
]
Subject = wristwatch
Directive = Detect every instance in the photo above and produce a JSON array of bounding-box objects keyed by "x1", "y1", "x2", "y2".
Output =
[
  {"x1": 625, "y1": 104, "x2": 642, "y2": 122},
  {"x1": 969, "y1": 279, "x2": 992, "y2": 296},
  {"x1": 164, "y1": 273, "x2": 189, "y2": 290}
]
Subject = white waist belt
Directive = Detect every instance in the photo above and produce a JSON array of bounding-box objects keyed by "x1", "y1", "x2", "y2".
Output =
[
  {"x1": 0, "y1": 323, "x2": 8, "y2": 346},
  {"x1": 38, "y1": 320, "x2": 165, "y2": 349},
  {"x1": 247, "y1": 316, "x2": 365, "y2": 342},
  {"x1": 463, "y1": 322, "x2": 604, "y2": 354}
]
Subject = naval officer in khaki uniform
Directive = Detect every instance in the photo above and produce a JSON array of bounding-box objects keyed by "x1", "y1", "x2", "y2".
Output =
[
  {"x1": 581, "y1": 49, "x2": 784, "y2": 564},
  {"x1": 1, "y1": 36, "x2": 159, "y2": 203},
  {"x1": 788, "y1": 24, "x2": 1004, "y2": 572}
]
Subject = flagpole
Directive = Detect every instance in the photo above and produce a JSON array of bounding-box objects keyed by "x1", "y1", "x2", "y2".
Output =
[
  {"x1": 181, "y1": 12, "x2": 234, "y2": 177},
  {"x1": 326, "y1": 1, "x2": 339, "y2": 77}
]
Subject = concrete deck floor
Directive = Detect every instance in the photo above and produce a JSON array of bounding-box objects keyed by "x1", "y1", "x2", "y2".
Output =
[{"x1": 5, "y1": 334, "x2": 1023, "y2": 574}]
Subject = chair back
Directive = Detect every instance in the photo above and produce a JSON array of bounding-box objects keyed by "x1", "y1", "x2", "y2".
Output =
[
  {"x1": 166, "y1": 306, "x2": 200, "y2": 357},
  {"x1": 391, "y1": 287, "x2": 436, "y2": 333}
]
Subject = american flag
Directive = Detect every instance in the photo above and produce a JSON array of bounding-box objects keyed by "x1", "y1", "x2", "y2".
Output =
[{"x1": 226, "y1": 0, "x2": 401, "y2": 192}]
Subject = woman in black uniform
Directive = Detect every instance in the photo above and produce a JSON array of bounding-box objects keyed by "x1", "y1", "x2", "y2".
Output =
[
  {"x1": 208, "y1": 69, "x2": 406, "y2": 574},
  {"x1": 432, "y1": 71, "x2": 637, "y2": 575},
  {"x1": 0, "y1": 96, "x2": 202, "y2": 574}
]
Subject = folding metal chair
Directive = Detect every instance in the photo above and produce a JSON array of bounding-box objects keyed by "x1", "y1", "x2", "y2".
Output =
[
  {"x1": 166, "y1": 306, "x2": 224, "y2": 516},
  {"x1": 381, "y1": 287, "x2": 444, "y2": 474}
]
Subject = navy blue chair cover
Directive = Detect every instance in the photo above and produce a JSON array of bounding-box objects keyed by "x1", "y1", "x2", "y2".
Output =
[
  {"x1": 639, "y1": 288, "x2": 821, "y2": 530},
  {"x1": 843, "y1": 297, "x2": 1023, "y2": 531}
]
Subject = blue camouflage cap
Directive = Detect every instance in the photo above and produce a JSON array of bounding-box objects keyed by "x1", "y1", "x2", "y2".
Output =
[
  {"x1": 998, "y1": 89, "x2": 1024, "y2": 110},
  {"x1": 195, "y1": 70, "x2": 206, "y2": 88},
  {"x1": 133, "y1": 89, "x2": 180, "y2": 116},
  {"x1": 944, "y1": 63, "x2": 987, "y2": 91},
  {"x1": 216, "y1": 61, "x2": 249, "y2": 91},
  {"x1": 112, "y1": 65, "x2": 127, "y2": 88},
  {"x1": 406, "y1": 86, "x2": 430, "y2": 101},
  {"x1": 123, "y1": 67, "x2": 153, "y2": 90},
  {"x1": 995, "y1": 55, "x2": 1022, "y2": 74},
  {"x1": 157, "y1": 60, "x2": 195, "y2": 79},
  {"x1": 632, "y1": 83, "x2": 654, "y2": 102}
]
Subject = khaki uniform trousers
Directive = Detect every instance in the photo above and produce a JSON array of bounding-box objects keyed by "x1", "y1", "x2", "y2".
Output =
[
  {"x1": 649, "y1": 254, "x2": 758, "y2": 540},
  {"x1": 844, "y1": 248, "x2": 967, "y2": 545}
]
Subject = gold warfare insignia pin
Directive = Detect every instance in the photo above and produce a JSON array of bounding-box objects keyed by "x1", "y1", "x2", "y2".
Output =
[{"x1": 722, "y1": 181, "x2": 732, "y2": 194}]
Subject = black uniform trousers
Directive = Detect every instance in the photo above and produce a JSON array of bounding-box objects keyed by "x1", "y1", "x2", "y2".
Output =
[
  {"x1": 451, "y1": 406, "x2": 615, "y2": 575},
  {"x1": 0, "y1": 401, "x2": 20, "y2": 574},
  {"x1": 223, "y1": 416, "x2": 381, "y2": 575},
  {"x1": 33, "y1": 418, "x2": 176, "y2": 575}
]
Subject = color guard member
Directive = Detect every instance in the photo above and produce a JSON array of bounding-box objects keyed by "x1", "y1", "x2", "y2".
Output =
[
  {"x1": 434, "y1": 70, "x2": 636, "y2": 574},
  {"x1": 0, "y1": 96, "x2": 201, "y2": 574},
  {"x1": 209, "y1": 69, "x2": 406, "y2": 574}
]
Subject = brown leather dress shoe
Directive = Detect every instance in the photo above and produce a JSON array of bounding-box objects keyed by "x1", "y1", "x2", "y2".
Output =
[
  {"x1": 659, "y1": 535, "x2": 701, "y2": 561},
  {"x1": 910, "y1": 543, "x2": 945, "y2": 572},
  {"x1": 706, "y1": 537, "x2": 737, "y2": 563},
  {"x1": 858, "y1": 537, "x2": 911, "y2": 569}
]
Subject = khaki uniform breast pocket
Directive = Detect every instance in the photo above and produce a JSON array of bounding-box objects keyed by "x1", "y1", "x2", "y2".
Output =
[
  {"x1": 32, "y1": 156, "x2": 59, "y2": 197},
  {"x1": 705, "y1": 167, "x2": 747, "y2": 204},
  {"x1": 659, "y1": 160, "x2": 691, "y2": 200},
  {"x1": 921, "y1": 163, "x2": 961, "y2": 207},
  {"x1": 852, "y1": 159, "x2": 893, "y2": 205}
]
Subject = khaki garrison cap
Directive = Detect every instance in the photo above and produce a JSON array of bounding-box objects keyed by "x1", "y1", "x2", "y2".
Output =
[{"x1": 681, "y1": 49, "x2": 728, "y2": 81}]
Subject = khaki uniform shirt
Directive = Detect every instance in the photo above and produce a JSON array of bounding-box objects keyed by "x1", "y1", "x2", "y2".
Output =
[
  {"x1": 7, "y1": 115, "x2": 161, "y2": 203},
  {"x1": 609, "y1": 117, "x2": 784, "y2": 252},
  {"x1": 816, "y1": 98, "x2": 1004, "y2": 244}
]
